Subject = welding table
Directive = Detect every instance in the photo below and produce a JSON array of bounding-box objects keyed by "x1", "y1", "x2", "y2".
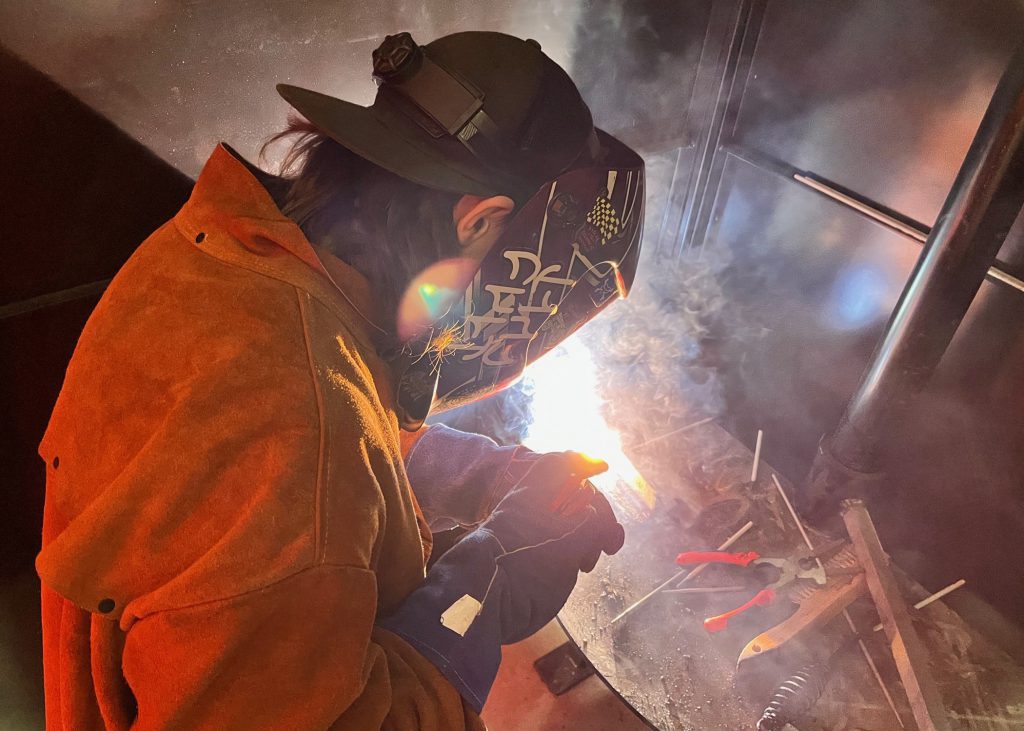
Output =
[{"x1": 556, "y1": 419, "x2": 1024, "y2": 730}]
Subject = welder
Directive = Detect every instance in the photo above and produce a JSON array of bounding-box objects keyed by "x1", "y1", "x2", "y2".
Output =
[{"x1": 36, "y1": 31, "x2": 644, "y2": 729}]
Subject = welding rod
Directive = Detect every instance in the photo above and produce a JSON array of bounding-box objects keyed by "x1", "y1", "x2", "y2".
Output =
[
  {"x1": 610, "y1": 520, "x2": 755, "y2": 625},
  {"x1": 871, "y1": 579, "x2": 967, "y2": 633},
  {"x1": 663, "y1": 585, "x2": 748, "y2": 595},
  {"x1": 770, "y1": 474, "x2": 906, "y2": 728},
  {"x1": 634, "y1": 415, "x2": 715, "y2": 450},
  {"x1": 751, "y1": 429, "x2": 764, "y2": 482}
]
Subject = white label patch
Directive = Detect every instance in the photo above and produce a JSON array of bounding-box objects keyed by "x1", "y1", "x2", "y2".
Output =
[{"x1": 440, "y1": 594, "x2": 482, "y2": 637}]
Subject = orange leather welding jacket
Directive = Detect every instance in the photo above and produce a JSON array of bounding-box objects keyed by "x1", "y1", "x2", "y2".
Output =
[{"x1": 36, "y1": 144, "x2": 483, "y2": 730}]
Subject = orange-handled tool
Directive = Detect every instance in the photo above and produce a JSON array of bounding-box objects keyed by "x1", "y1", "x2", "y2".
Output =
[
  {"x1": 676, "y1": 550, "x2": 760, "y2": 567},
  {"x1": 674, "y1": 551, "x2": 827, "y2": 633},
  {"x1": 704, "y1": 587, "x2": 777, "y2": 633}
]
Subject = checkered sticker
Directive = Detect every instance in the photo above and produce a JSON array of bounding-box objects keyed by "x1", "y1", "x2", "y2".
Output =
[{"x1": 585, "y1": 195, "x2": 621, "y2": 246}]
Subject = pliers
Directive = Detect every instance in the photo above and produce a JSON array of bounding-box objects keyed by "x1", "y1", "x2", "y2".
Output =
[{"x1": 674, "y1": 550, "x2": 828, "y2": 632}]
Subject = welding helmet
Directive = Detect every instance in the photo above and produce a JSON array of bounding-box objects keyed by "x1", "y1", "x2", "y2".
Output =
[{"x1": 278, "y1": 31, "x2": 644, "y2": 428}]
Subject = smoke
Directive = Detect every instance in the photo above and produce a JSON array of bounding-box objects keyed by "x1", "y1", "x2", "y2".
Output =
[
  {"x1": 567, "y1": 0, "x2": 707, "y2": 154},
  {"x1": 578, "y1": 245, "x2": 745, "y2": 453},
  {"x1": 436, "y1": 142, "x2": 756, "y2": 455},
  {"x1": 430, "y1": 256, "x2": 735, "y2": 453},
  {"x1": 429, "y1": 379, "x2": 535, "y2": 447}
]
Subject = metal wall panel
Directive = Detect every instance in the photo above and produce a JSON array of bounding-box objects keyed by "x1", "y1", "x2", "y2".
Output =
[
  {"x1": 704, "y1": 152, "x2": 919, "y2": 473},
  {"x1": 0, "y1": 0, "x2": 588, "y2": 179},
  {"x1": 733, "y1": 0, "x2": 1024, "y2": 228},
  {"x1": 0, "y1": 48, "x2": 193, "y2": 305}
]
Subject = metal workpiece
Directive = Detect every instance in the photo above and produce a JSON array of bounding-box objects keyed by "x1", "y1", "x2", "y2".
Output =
[
  {"x1": 736, "y1": 573, "x2": 867, "y2": 669},
  {"x1": 841, "y1": 499, "x2": 951, "y2": 731},
  {"x1": 806, "y1": 42, "x2": 1024, "y2": 510}
]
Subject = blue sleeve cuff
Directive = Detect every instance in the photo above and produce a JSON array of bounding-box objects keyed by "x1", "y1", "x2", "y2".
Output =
[{"x1": 377, "y1": 531, "x2": 506, "y2": 713}]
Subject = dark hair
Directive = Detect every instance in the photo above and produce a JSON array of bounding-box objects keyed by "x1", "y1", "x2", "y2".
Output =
[{"x1": 263, "y1": 117, "x2": 463, "y2": 333}]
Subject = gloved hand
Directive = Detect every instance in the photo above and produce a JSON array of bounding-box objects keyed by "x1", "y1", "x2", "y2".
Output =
[
  {"x1": 480, "y1": 451, "x2": 625, "y2": 572},
  {"x1": 403, "y1": 424, "x2": 625, "y2": 539},
  {"x1": 378, "y1": 451, "x2": 624, "y2": 712}
]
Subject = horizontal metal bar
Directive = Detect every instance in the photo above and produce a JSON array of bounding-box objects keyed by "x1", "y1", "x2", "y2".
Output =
[
  {"x1": 985, "y1": 265, "x2": 1024, "y2": 293},
  {"x1": 0, "y1": 278, "x2": 111, "y2": 320},
  {"x1": 794, "y1": 173, "x2": 1024, "y2": 295},
  {"x1": 794, "y1": 173, "x2": 929, "y2": 242}
]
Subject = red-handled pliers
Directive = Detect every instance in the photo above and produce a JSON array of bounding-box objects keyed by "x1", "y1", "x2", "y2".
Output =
[{"x1": 675, "y1": 550, "x2": 827, "y2": 633}]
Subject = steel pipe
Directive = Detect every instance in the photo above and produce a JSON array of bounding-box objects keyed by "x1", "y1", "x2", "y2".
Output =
[{"x1": 805, "y1": 42, "x2": 1024, "y2": 511}]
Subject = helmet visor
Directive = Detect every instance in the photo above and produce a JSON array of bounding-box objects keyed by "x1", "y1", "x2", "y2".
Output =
[{"x1": 398, "y1": 129, "x2": 645, "y2": 417}]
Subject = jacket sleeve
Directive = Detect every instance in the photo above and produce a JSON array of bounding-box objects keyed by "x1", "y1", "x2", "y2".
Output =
[
  {"x1": 121, "y1": 563, "x2": 485, "y2": 731},
  {"x1": 404, "y1": 424, "x2": 523, "y2": 531}
]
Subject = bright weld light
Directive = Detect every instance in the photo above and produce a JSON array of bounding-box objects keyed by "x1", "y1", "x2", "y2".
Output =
[{"x1": 522, "y1": 336, "x2": 654, "y2": 509}]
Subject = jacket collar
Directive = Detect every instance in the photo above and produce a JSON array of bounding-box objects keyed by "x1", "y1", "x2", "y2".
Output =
[{"x1": 175, "y1": 144, "x2": 390, "y2": 351}]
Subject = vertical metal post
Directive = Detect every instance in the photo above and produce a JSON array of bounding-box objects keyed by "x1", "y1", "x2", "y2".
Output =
[{"x1": 804, "y1": 43, "x2": 1024, "y2": 512}]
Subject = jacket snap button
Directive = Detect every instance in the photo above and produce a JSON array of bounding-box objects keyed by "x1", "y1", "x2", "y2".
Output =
[
  {"x1": 195, "y1": 232, "x2": 206, "y2": 244},
  {"x1": 52, "y1": 455, "x2": 60, "y2": 469},
  {"x1": 98, "y1": 598, "x2": 115, "y2": 614}
]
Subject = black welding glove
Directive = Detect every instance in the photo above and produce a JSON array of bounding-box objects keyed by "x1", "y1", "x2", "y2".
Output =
[
  {"x1": 378, "y1": 452, "x2": 624, "y2": 712},
  {"x1": 482, "y1": 450, "x2": 625, "y2": 574}
]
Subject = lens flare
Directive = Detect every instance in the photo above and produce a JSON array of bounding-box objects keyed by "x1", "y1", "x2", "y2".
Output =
[
  {"x1": 824, "y1": 262, "x2": 891, "y2": 331},
  {"x1": 522, "y1": 335, "x2": 655, "y2": 517},
  {"x1": 396, "y1": 258, "x2": 479, "y2": 341}
]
